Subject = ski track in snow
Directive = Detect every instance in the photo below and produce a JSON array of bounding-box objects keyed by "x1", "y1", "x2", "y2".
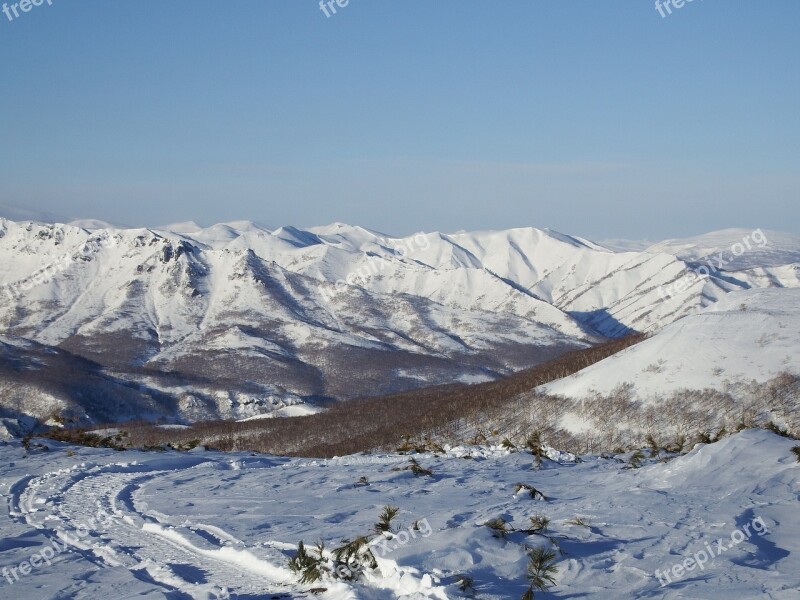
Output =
[{"x1": 9, "y1": 458, "x2": 300, "y2": 599}]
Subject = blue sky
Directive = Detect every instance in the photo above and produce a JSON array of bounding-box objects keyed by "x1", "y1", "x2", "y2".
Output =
[{"x1": 0, "y1": 0, "x2": 798, "y2": 239}]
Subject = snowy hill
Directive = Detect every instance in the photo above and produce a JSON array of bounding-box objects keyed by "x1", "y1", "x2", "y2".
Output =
[
  {"x1": 543, "y1": 287, "x2": 800, "y2": 401},
  {"x1": 645, "y1": 228, "x2": 800, "y2": 270},
  {"x1": 0, "y1": 428, "x2": 796, "y2": 598},
  {"x1": 1, "y1": 218, "x2": 799, "y2": 424}
]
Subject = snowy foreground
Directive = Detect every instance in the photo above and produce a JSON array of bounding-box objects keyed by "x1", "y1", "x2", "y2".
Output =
[{"x1": 0, "y1": 430, "x2": 797, "y2": 599}]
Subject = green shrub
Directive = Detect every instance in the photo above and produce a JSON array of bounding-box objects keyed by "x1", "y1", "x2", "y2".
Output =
[
  {"x1": 765, "y1": 422, "x2": 795, "y2": 439},
  {"x1": 645, "y1": 434, "x2": 660, "y2": 458},
  {"x1": 457, "y1": 574, "x2": 475, "y2": 594},
  {"x1": 485, "y1": 517, "x2": 513, "y2": 539},
  {"x1": 514, "y1": 483, "x2": 547, "y2": 500},
  {"x1": 288, "y1": 541, "x2": 325, "y2": 584},
  {"x1": 501, "y1": 438, "x2": 516, "y2": 450},
  {"x1": 528, "y1": 514, "x2": 550, "y2": 534},
  {"x1": 521, "y1": 546, "x2": 558, "y2": 599},
  {"x1": 627, "y1": 450, "x2": 645, "y2": 469},
  {"x1": 565, "y1": 516, "x2": 591, "y2": 528},
  {"x1": 393, "y1": 457, "x2": 433, "y2": 477},
  {"x1": 526, "y1": 431, "x2": 544, "y2": 469},
  {"x1": 374, "y1": 505, "x2": 400, "y2": 535},
  {"x1": 331, "y1": 536, "x2": 377, "y2": 579},
  {"x1": 42, "y1": 428, "x2": 128, "y2": 450}
]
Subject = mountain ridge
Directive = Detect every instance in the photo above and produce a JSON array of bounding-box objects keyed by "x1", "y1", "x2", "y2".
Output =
[{"x1": 1, "y1": 218, "x2": 799, "y2": 426}]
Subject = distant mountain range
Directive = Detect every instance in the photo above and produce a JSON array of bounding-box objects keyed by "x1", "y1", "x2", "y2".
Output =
[{"x1": 1, "y1": 217, "x2": 798, "y2": 427}]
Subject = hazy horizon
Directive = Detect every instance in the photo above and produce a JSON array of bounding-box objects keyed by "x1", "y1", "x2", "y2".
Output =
[
  {"x1": 4, "y1": 200, "x2": 800, "y2": 247},
  {"x1": 1, "y1": 2, "x2": 798, "y2": 240}
]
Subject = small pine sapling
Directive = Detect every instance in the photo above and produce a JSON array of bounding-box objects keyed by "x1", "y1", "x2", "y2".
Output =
[
  {"x1": 469, "y1": 430, "x2": 489, "y2": 445},
  {"x1": 565, "y1": 516, "x2": 591, "y2": 528},
  {"x1": 514, "y1": 483, "x2": 547, "y2": 500},
  {"x1": 331, "y1": 536, "x2": 377, "y2": 580},
  {"x1": 457, "y1": 574, "x2": 476, "y2": 595},
  {"x1": 521, "y1": 546, "x2": 558, "y2": 599},
  {"x1": 667, "y1": 434, "x2": 686, "y2": 453},
  {"x1": 645, "y1": 434, "x2": 660, "y2": 458},
  {"x1": 526, "y1": 431, "x2": 544, "y2": 469},
  {"x1": 528, "y1": 514, "x2": 550, "y2": 534},
  {"x1": 288, "y1": 541, "x2": 324, "y2": 584},
  {"x1": 408, "y1": 457, "x2": 433, "y2": 477},
  {"x1": 425, "y1": 437, "x2": 446, "y2": 454},
  {"x1": 627, "y1": 450, "x2": 645, "y2": 469},
  {"x1": 392, "y1": 457, "x2": 432, "y2": 476},
  {"x1": 374, "y1": 505, "x2": 400, "y2": 535},
  {"x1": 485, "y1": 517, "x2": 513, "y2": 538}
]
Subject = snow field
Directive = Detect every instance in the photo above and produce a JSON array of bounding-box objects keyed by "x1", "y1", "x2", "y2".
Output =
[{"x1": 0, "y1": 428, "x2": 797, "y2": 599}]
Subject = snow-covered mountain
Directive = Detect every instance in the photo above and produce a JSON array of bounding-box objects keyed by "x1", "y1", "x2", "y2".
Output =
[
  {"x1": 539, "y1": 287, "x2": 800, "y2": 448},
  {"x1": 543, "y1": 287, "x2": 800, "y2": 401},
  {"x1": 1, "y1": 218, "x2": 799, "y2": 424}
]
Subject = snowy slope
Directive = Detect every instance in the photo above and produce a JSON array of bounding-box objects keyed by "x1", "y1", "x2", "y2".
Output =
[
  {"x1": 0, "y1": 428, "x2": 797, "y2": 599},
  {"x1": 2, "y1": 217, "x2": 799, "y2": 424},
  {"x1": 4, "y1": 219, "x2": 799, "y2": 340},
  {"x1": 543, "y1": 287, "x2": 800, "y2": 400},
  {"x1": 154, "y1": 220, "x2": 800, "y2": 337},
  {"x1": 0, "y1": 219, "x2": 595, "y2": 423},
  {"x1": 646, "y1": 228, "x2": 800, "y2": 270}
]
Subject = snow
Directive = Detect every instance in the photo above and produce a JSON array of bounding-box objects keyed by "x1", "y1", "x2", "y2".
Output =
[
  {"x1": 159, "y1": 221, "x2": 206, "y2": 234},
  {"x1": 1, "y1": 429, "x2": 797, "y2": 598},
  {"x1": 2, "y1": 219, "x2": 798, "y2": 354},
  {"x1": 66, "y1": 219, "x2": 120, "y2": 230},
  {"x1": 238, "y1": 404, "x2": 321, "y2": 419},
  {"x1": 3, "y1": 217, "x2": 799, "y2": 598},
  {"x1": 645, "y1": 228, "x2": 800, "y2": 270},
  {"x1": 1, "y1": 219, "x2": 612, "y2": 422},
  {"x1": 2, "y1": 217, "x2": 799, "y2": 424},
  {"x1": 597, "y1": 238, "x2": 657, "y2": 252},
  {"x1": 543, "y1": 287, "x2": 800, "y2": 401}
]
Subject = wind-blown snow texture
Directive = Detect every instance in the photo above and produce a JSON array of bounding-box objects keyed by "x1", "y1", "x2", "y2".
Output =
[
  {"x1": 1, "y1": 429, "x2": 797, "y2": 599},
  {"x1": 2, "y1": 218, "x2": 799, "y2": 424}
]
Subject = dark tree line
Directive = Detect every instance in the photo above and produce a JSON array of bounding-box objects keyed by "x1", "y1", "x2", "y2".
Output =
[{"x1": 59, "y1": 335, "x2": 646, "y2": 457}]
